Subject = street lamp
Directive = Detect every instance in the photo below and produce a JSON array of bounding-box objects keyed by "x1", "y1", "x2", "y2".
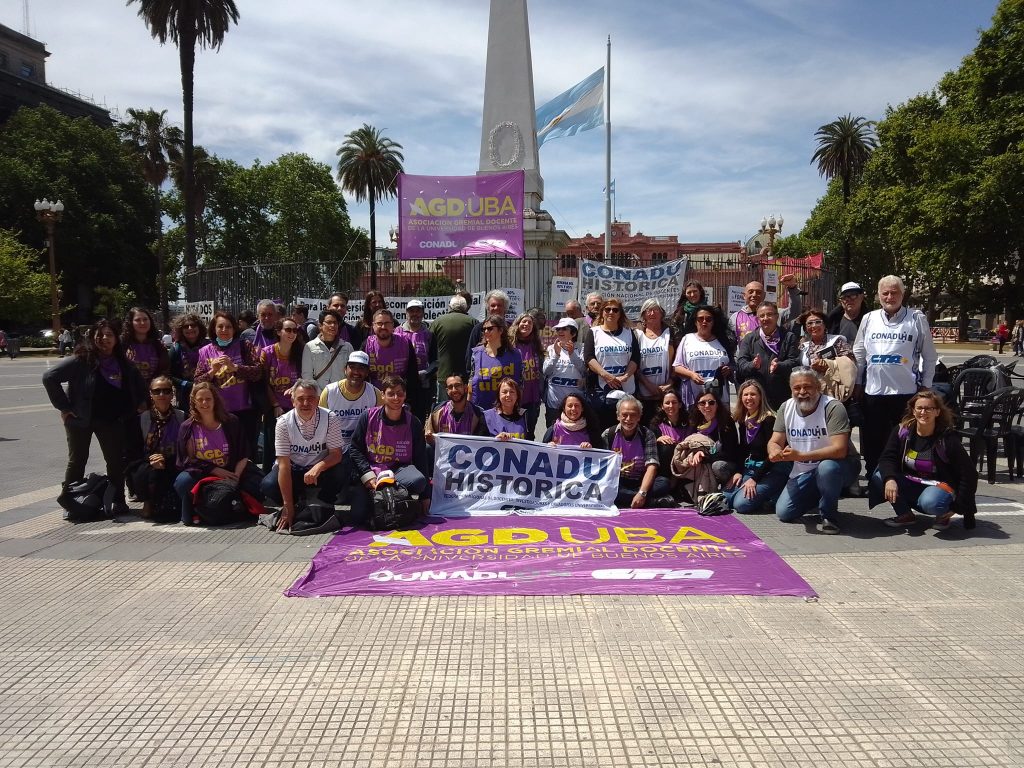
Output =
[
  {"x1": 758, "y1": 214, "x2": 783, "y2": 256},
  {"x1": 34, "y1": 198, "x2": 65, "y2": 337}
]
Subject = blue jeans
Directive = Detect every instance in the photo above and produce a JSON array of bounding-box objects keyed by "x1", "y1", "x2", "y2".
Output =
[
  {"x1": 869, "y1": 471, "x2": 954, "y2": 518},
  {"x1": 616, "y1": 475, "x2": 672, "y2": 508},
  {"x1": 727, "y1": 462, "x2": 791, "y2": 514},
  {"x1": 776, "y1": 457, "x2": 861, "y2": 523}
]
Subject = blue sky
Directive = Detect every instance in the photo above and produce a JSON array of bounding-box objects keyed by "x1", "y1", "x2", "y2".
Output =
[{"x1": 1, "y1": 0, "x2": 1000, "y2": 244}]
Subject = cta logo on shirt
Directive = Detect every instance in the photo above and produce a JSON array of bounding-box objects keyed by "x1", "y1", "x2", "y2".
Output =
[{"x1": 869, "y1": 354, "x2": 909, "y2": 365}]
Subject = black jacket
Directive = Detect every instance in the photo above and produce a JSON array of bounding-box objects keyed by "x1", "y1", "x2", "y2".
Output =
[
  {"x1": 870, "y1": 425, "x2": 978, "y2": 525},
  {"x1": 735, "y1": 330, "x2": 801, "y2": 409},
  {"x1": 43, "y1": 355, "x2": 147, "y2": 426}
]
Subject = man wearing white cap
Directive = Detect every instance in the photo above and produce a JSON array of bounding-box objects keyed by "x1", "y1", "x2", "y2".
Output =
[
  {"x1": 827, "y1": 282, "x2": 870, "y2": 344},
  {"x1": 318, "y1": 351, "x2": 383, "y2": 456},
  {"x1": 395, "y1": 298, "x2": 435, "y2": 422}
]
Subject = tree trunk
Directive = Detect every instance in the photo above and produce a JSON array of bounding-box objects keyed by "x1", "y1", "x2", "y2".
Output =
[
  {"x1": 842, "y1": 171, "x2": 852, "y2": 282},
  {"x1": 153, "y1": 183, "x2": 169, "y2": 330},
  {"x1": 180, "y1": 32, "x2": 197, "y2": 275},
  {"x1": 369, "y1": 190, "x2": 377, "y2": 290}
]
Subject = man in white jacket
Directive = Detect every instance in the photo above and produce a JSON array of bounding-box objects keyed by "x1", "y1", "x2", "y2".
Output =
[{"x1": 301, "y1": 309, "x2": 353, "y2": 392}]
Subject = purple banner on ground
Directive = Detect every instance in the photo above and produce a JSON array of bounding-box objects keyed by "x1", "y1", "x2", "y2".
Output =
[
  {"x1": 398, "y1": 171, "x2": 524, "y2": 260},
  {"x1": 285, "y1": 510, "x2": 816, "y2": 598}
]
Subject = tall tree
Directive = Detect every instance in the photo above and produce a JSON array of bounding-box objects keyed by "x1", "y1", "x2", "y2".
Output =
[
  {"x1": 171, "y1": 144, "x2": 216, "y2": 259},
  {"x1": 0, "y1": 106, "x2": 155, "y2": 319},
  {"x1": 128, "y1": 0, "x2": 240, "y2": 274},
  {"x1": 336, "y1": 124, "x2": 404, "y2": 290},
  {"x1": 118, "y1": 107, "x2": 183, "y2": 328},
  {"x1": 811, "y1": 114, "x2": 878, "y2": 280}
]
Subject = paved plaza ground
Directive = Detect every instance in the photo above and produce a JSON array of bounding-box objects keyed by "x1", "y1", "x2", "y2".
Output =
[{"x1": 2, "y1": 350, "x2": 1022, "y2": 767}]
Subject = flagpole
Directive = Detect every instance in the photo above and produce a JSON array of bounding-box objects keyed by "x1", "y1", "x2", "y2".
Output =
[{"x1": 604, "y1": 35, "x2": 612, "y2": 261}]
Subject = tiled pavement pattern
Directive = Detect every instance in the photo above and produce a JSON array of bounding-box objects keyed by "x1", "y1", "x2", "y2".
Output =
[{"x1": 0, "y1": 503, "x2": 1021, "y2": 766}]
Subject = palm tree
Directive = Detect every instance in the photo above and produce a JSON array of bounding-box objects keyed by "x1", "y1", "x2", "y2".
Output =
[
  {"x1": 128, "y1": 0, "x2": 240, "y2": 275},
  {"x1": 811, "y1": 114, "x2": 878, "y2": 281},
  {"x1": 171, "y1": 145, "x2": 217, "y2": 260},
  {"x1": 336, "y1": 124, "x2": 405, "y2": 289},
  {"x1": 119, "y1": 107, "x2": 183, "y2": 328}
]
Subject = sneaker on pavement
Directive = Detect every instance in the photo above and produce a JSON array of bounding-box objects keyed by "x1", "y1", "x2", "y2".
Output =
[{"x1": 817, "y1": 518, "x2": 841, "y2": 535}]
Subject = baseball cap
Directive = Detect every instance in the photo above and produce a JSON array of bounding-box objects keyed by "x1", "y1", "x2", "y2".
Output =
[
  {"x1": 348, "y1": 351, "x2": 370, "y2": 366},
  {"x1": 406, "y1": 299, "x2": 424, "y2": 309},
  {"x1": 839, "y1": 282, "x2": 864, "y2": 296},
  {"x1": 554, "y1": 317, "x2": 578, "y2": 331}
]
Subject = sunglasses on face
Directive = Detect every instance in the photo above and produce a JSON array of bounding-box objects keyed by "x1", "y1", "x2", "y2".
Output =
[
  {"x1": 281, "y1": 327, "x2": 298, "y2": 333},
  {"x1": 183, "y1": 323, "x2": 198, "y2": 329},
  {"x1": 604, "y1": 307, "x2": 622, "y2": 313},
  {"x1": 482, "y1": 326, "x2": 498, "y2": 332},
  {"x1": 151, "y1": 388, "x2": 173, "y2": 396},
  {"x1": 697, "y1": 399, "x2": 716, "y2": 406},
  {"x1": 696, "y1": 316, "x2": 713, "y2": 324}
]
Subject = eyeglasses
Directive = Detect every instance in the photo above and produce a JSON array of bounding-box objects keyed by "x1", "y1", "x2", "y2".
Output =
[
  {"x1": 804, "y1": 320, "x2": 824, "y2": 326},
  {"x1": 914, "y1": 406, "x2": 937, "y2": 413},
  {"x1": 696, "y1": 317, "x2": 713, "y2": 324},
  {"x1": 604, "y1": 307, "x2": 622, "y2": 314},
  {"x1": 150, "y1": 388, "x2": 173, "y2": 396},
  {"x1": 697, "y1": 399, "x2": 716, "y2": 407},
  {"x1": 281, "y1": 327, "x2": 298, "y2": 333}
]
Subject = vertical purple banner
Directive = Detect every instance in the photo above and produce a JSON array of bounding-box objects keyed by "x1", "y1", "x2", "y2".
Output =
[{"x1": 398, "y1": 171, "x2": 525, "y2": 260}]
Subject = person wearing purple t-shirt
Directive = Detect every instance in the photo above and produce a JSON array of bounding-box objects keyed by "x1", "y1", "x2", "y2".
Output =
[
  {"x1": 260, "y1": 318, "x2": 304, "y2": 414},
  {"x1": 194, "y1": 311, "x2": 263, "y2": 460},
  {"x1": 600, "y1": 395, "x2": 671, "y2": 509},
  {"x1": 348, "y1": 375, "x2": 429, "y2": 525},
  {"x1": 540, "y1": 393, "x2": 605, "y2": 448},
  {"x1": 395, "y1": 299, "x2": 435, "y2": 423},
  {"x1": 173, "y1": 382, "x2": 261, "y2": 525},
  {"x1": 122, "y1": 307, "x2": 170, "y2": 385},
  {"x1": 469, "y1": 314, "x2": 523, "y2": 411},
  {"x1": 363, "y1": 309, "x2": 422, "y2": 416},
  {"x1": 483, "y1": 379, "x2": 530, "y2": 440},
  {"x1": 510, "y1": 312, "x2": 544, "y2": 440}
]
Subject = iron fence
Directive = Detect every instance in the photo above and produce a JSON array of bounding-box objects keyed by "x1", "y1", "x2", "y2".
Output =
[{"x1": 184, "y1": 256, "x2": 836, "y2": 318}]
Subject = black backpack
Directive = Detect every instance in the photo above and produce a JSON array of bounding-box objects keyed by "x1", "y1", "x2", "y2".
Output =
[
  {"x1": 57, "y1": 473, "x2": 112, "y2": 522},
  {"x1": 194, "y1": 480, "x2": 247, "y2": 526},
  {"x1": 367, "y1": 483, "x2": 421, "y2": 531}
]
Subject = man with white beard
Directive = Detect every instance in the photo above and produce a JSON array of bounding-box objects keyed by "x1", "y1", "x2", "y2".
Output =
[{"x1": 768, "y1": 367, "x2": 861, "y2": 534}]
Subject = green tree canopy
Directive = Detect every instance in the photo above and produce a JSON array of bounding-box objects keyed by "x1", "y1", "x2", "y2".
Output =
[
  {"x1": 0, "y1": 229, "x2": 51, "y2": 326},
  {"x1": 0, "y1": 106, "x2": 156, "y2": 321}
]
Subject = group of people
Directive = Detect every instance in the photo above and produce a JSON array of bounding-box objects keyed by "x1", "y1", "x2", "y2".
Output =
[{"x1": 42, "y1": 274, "x2": 979, "y2": 535}]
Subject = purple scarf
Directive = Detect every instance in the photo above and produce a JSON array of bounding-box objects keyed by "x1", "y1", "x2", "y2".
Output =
[{"x1": 759, "y1": 327, "x2": 781, "y2": 356}]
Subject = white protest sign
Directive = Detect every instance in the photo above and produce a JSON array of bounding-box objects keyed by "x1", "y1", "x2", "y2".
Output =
[
  {"x1": 763, "y1": 268, "x2": 779, "y2": 299},
  {"x1": 727, "y1": 286, "x2": 746, "y2": 314},
  {"x1": 184, "y1": 301, "x2": 215, "y2": 322},
  {"x1": 297, "y1": 289, "x2": 525, "y2": 326},
  {"x1": 431, "y1": 434, "x2": 621, "y2": 517},
  {"x1": 578, "y1": 257, "x2": 687, "y2": 321},
  {"x1": 549, "y1": 276, "x2": 578, "y2": 313}
]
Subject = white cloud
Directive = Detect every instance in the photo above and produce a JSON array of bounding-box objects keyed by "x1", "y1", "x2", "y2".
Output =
[{"x1": 1, "y1": 0, "x2": 996, "y2": 245}]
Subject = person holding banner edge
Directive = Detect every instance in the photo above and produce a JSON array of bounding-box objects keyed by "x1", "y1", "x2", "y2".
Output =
[
  {"x1": 483, "y1": 379, "x2": 530, "y2": 441},
  {"x1": 348, "y1": 374, "x2": 430, "y2": 524}
]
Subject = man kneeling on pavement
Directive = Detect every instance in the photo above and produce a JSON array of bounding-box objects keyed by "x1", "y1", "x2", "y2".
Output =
[
  {"x1": 769, "y1": 366, "x2": 861, "y2": 534},
  {"x1": 260, "y1": 378, "x2": 348, "y2": 531}
]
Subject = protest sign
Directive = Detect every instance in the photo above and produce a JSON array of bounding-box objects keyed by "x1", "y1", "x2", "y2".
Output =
[
  {"x1": 549, "y1": 276, "x2": 578, "y2": 313},
  {"x1": 296, "y1": 289, "x2": 523, "y2": 326},
  {"x1": 578, "y1": 257, "x2": 687, "y2": 320},
  {"x1": 431, "y1": 434, "x2": 621, "y2": 517},
  {"x1": 398, "y1": 171, "x2": 525, "y2": 260},
  {"x1": 727, "y1": 286, "x2": 746, "y2": 314},
  {"x1": 284, "y1": 509, "x2": 817, "y2": 598},
  {"x1": 184, "y1": 301, "x2": 215, "y2": 322}
]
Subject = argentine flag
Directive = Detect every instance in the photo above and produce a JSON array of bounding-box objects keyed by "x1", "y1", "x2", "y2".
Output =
[{"x1": 536, "y1": 67, "x2": 605, "y2": 148}]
